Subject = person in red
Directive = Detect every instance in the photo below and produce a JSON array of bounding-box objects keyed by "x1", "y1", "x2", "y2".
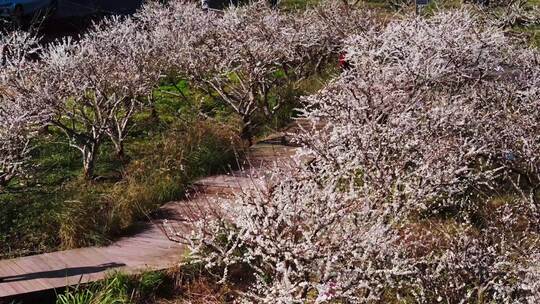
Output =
[{"x1": 338, "y1": 52, "x2": 351, "y2": 70}]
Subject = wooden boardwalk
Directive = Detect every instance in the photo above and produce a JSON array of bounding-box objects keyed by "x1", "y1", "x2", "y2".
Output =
[{"x1": 0, "y1": 124, "x2": 304, "y2": 299}]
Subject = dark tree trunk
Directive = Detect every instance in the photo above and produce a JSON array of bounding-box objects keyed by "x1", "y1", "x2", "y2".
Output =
[
  {"x1": 116, "y1": 145, "x2": 125, "y2": 160},
  {"x1": 114, "y1": 143, "x2": 130, "y2": 163},
  {"x1": 241, "y1": 123, "x2": 253, "y2": 146}
]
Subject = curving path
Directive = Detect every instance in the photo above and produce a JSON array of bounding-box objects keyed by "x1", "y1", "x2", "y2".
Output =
[{"x1": 0, "y1": 121, "x2": 309, "y2": 299}]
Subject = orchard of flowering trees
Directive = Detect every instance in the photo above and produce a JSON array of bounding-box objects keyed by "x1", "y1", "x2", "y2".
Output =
[
  {"x1": 188, "y1": 8, "x2": 540, "y2": 304},
  {"x1": 0, "y1": 1, "x2": 367, "y2": 183},
  {"x1": 164, "y1": 1, "x2": 369, "y2": 142},
  {"x1": 3, "y1": 0, "x2": 540, "y2": 302}
]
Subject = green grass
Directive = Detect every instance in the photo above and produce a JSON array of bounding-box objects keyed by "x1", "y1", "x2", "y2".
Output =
[
  {"x1": 55, "y1": 271, "x2": 165, "y2": 304},
  {"x1": 280, "y1": 0, "x2": 321, "y2": 10},
  {"x1": 512, "y1": 24, "x2": 540, "y2": 48},
  {"x1": 55, "y1": 267, "x2": 237, "y2": 304}
]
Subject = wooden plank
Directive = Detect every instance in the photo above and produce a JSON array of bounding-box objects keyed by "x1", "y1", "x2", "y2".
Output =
[
  {"x1": 10, "y1": 259, "x2": 52, "y2": 291},
  {"x1": 0, "y1": 281, "x2": 19, "y2": 298},
  {"x1": 0, "y1": 260, "x2": 33, "y2": 294},
  {"x1": 31, "y1": 255, "x2": 75, "y2": 290},
  {"x1": 0, "y1": 260, "x2": 44, "y2": 296},
  {"x1": 0, "y1": 260, "x2": 21, "y2": 298},
  {"x1": 76, "y1": 248, "x2": 110, "y2": 266}
]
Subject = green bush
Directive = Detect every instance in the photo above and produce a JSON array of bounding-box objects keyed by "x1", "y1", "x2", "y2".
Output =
[
  {"x1": 56, "y1": 273, "x2": 131, "y2": 304},
  {"x1": 56, "y1": 271, "x2": 170, "y2": 304}
]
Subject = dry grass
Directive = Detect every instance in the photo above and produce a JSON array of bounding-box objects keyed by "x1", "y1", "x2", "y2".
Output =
[
  {"x1": 56, "y1": 120, "x2": 241, "y2": 249},
  {"x1": 155, "y1": 278, "x2": 233, "y2": 304},
  {"x1": 105, "y1": 120, "x2": 240, "y2": 230}
]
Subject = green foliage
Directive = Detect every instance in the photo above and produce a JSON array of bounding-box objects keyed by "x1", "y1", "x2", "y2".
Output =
[
  {"x1": 56, "y1": 288, "x2": 100, "y2": 304},
  {"x1": 138, "y1": 271, "x2": 166, "y2": 297},
  {"x1": 56, "y1": 273, "x2": 131, "y2": 304},
  {"x1": 56, "y1": 271, "x2": 169, "y2": 304},
  {"x1": 255, "y1": 64, "x2": 337, "y2": 140}
]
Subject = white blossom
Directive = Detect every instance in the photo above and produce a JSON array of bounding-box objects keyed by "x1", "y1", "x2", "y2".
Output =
[{"x1": 189, "y1": 9, "x2": 540, "y2": 303}]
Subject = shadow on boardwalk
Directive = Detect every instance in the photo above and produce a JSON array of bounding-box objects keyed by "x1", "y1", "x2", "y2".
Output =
[{"x1": 0, "y1": 263, "x2": 125, "y2": 283}]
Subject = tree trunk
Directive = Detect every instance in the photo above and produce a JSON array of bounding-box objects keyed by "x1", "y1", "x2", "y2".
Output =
[
  {"x1": 82, "y1": 143, "x2": 99, "y2": 180},
  {"x1": 241, "y1": 123, "x2": 253, "y2": 146},
  {"x1": 116, "y1": 144, "x2": 125, "y2": 160},
  {"x1": 0, "y1": 176, "x2": 9, "y2": 190},
  {"x1": 113, "y1": 141, "x2": 129, "y2": 163}
]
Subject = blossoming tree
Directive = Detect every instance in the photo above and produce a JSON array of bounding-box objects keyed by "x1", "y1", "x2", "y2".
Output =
[
  {"x1": 188, "y1": 9, "x2": 540, "y2": 303},
  {"x1": 0, "y1": 31, "x2": 44, "y2": 189}
]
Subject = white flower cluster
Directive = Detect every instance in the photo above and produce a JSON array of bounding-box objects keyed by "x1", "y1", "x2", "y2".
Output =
[
  {"x1": 304, "y1": 9, "x2": 540, "y2": 215},
  {"x1": 189, "y1": 9, "x2": 540, "y2": 303}
]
